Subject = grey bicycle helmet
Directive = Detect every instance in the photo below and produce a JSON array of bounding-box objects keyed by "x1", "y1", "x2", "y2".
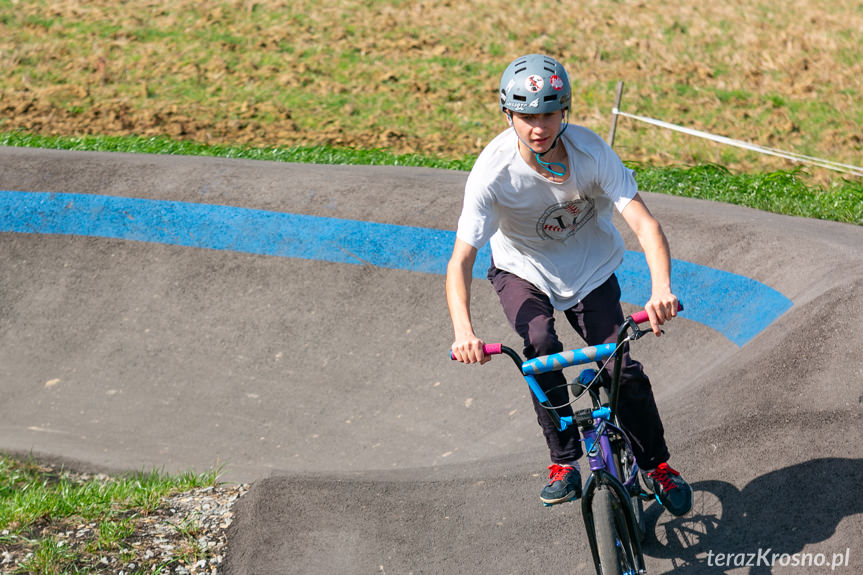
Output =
[{"x1": 499, "y1": 54, "x2": 571, "y2": 114}]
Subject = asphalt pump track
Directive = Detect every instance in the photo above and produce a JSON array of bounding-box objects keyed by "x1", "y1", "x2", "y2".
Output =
[{"x1": 1, "y1": 147, "x2": 861, "y2": 574}]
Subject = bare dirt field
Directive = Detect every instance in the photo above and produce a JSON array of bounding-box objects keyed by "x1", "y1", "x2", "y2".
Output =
[{"x1": 2, "y1": 0, "x2": 861, "y2": 179}]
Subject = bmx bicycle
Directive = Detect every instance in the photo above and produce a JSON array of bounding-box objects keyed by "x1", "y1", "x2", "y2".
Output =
[{"x1": 453, "y1": 306, "x2": 682, "y2": 575}]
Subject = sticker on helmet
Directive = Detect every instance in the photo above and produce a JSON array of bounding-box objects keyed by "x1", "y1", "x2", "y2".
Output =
[
  {"x1": 525, "y1": 75, "x2": 544, "y2": 93},
  {"x1": 550, "y1": 75, "x2": 565, "y2": 91}
]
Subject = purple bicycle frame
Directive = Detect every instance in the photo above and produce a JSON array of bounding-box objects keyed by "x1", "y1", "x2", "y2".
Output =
[{"x1": 583, "y1": 418, "x2": 639, "y2": 489}]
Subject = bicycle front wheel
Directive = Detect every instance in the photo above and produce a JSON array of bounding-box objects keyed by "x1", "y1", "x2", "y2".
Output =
[
  {"x1": 593, "y1": 486, "x2": 637, "y2": 575},
  {"x1": 611, "y1": 439, "x2": 646, "y2": 543},
  {"x1": 599, "y1": 385, "x2": 646, "y2": 544}
]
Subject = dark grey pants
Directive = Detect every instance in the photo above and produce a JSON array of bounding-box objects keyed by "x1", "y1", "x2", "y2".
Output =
[{"x1": 488, "y1": 267, "x2": 670, "y2": 469}]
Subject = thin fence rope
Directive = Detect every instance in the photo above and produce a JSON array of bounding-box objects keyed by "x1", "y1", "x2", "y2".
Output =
[{"x1": 612, "y1": 108, "x2": 863, "y2": 178}]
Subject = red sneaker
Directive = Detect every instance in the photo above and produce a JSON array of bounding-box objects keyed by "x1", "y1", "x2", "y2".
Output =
[
  {"x1": 643, "y1": 462, "x2": 692, "y2": 516},
  {"x1": 540, "y1": 464, "x2": 582, "y2": 505}
]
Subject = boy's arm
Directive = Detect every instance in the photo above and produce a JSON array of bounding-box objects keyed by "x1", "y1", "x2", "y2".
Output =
[
  {"x1": 620, "y1": 193, "x2": 679, "y2": 336},
  {"x1": 446, "y1": 238, "x2": 490, "y2": 363}
]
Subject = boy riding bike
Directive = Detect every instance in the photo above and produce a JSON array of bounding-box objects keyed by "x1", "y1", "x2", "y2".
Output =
[{"x1": 446, "y1": 53, "x2": 692, "y2": 516}]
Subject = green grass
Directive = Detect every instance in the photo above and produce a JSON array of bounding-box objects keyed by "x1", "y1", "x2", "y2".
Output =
[
  {"x1": 633, "y1": 163, "x2": 863, "y2": 224},
  {"x1": 0, "y1": 130, "x2": 477, "y2": 171},
  {"x1": 0, "y1": 453, "x2": 220, "y2": 575},
  {"x1": 2, "y1": 130, "x2": 860, "y2": 225}
]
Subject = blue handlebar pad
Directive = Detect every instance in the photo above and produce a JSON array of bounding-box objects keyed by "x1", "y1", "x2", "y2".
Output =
[
  {"x1": 593, "y1": 407, "x2": 611, "y2": 420},
  {"x1": 556, "y1": 407, "x2": 611, "y2": 432},
  {"x1": 520, "y1": 343, "x2": 617, "y2": 376}
]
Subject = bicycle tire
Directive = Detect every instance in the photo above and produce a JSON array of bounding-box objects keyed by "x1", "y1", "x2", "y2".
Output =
[
  {"x1": 593, "y1": 486, "x2": 637, "y2": 575},
  {"x1": 599, "y1": 386, "x2": 646, "y2": 543},
  {"x1": 611, "y1": 439, "x2": 646, "y2": 543}
]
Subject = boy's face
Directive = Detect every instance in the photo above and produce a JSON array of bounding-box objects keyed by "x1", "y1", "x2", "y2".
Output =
[{"x1": 508, "y1": 110, "x2": 566, "y2": 155}]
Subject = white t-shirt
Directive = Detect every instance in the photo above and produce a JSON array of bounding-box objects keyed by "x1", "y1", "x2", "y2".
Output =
[{"x1": 456, "y1": 124, "x2": 638, "y2": 310}]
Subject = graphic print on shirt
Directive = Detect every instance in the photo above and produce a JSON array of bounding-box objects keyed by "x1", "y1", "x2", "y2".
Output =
[{"x1": 536, "y1": 198, "x2": 596, "y2": 240}]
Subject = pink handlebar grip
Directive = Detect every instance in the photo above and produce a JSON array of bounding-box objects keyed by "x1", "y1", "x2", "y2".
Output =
[
  {"x1": 450, "y1": 343, "x2": 503, "y2": 360},
  {"x1": 482, "y1": 343, "x2": 502, "y2": 355},
  {"x1": 630, "y1": 302, "x2": 684, "y2": 325}
]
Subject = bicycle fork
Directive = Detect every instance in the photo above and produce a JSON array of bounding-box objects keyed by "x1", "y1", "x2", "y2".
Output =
[{"x1": 579, "y1": 422, "x2": 647, "y2": 575}]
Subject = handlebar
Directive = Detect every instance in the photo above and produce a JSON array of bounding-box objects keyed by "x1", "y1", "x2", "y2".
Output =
[
  {"x1": 449, "y1": 302, "x2": 685, "y2": 433},
  {"x1": 450, "y1": 303, "x2": 684, "y2": 361},
  {"x1": 449, "y1": 302, "x2": 683, "y2": 365}
]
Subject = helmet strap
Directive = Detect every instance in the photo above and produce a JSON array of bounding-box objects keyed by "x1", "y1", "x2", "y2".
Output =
[
  {"x1": 535, "y1": 149, "x2": 567, "y2": 178},
  {"x1": 506, "y1": 110, "x2": 570, "y2": 178},
  {"x1": 535, "y1": 111, "x2": 569, "y2": 177}
]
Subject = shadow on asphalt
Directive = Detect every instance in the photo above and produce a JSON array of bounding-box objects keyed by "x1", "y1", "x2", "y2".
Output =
[{"x1": 645, "y1": 458, "x2": 863, "y2": 574}]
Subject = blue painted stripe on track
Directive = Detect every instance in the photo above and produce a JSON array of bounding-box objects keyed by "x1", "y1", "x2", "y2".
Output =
[{"x1": 1, "y1": 190, "x2": 791, "y2": 346}]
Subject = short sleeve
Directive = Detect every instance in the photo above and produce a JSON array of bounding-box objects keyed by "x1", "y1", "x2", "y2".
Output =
[
  {"x1": 596, "y1": 140, "x2": 639, "y2": 212},
  {"x1": 456, "y1": 170, "x2": 500, "y2": 249}
]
